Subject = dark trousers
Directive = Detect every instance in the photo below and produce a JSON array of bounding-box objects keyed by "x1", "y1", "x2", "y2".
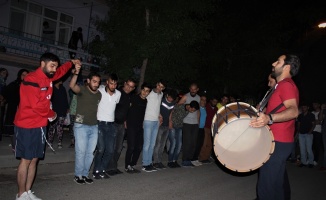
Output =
[
  {"x1": 257, "y1": 141, "x2": 292, "y2": 200},
  {"x1": 125, "y1": 127, "x2": 143, "y2": 168},
  {"x1": 108, "y1": 123, "x2": 125, "y2": 170},
  {"x1": 312, "y1": 131, "x2": 323, "y2": 162},
  {"x1": 193, "y1": 128, "x2": 205, "y2": 160},
  {"x1": 93, "y1": 122, "x2": 116, "y2": 172},
  {"x1": 182, "y1": 123, "x2": 199, "y2": 161}
]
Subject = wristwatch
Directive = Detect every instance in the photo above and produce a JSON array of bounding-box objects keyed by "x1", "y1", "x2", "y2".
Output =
[{"x1": 268, "y1": 114, "x2": 273, "y2": 125}]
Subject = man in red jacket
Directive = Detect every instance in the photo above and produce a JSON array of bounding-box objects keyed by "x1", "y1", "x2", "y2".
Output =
[{"x1": 14, "y1": 52, "x2": 80, "y2": 200}]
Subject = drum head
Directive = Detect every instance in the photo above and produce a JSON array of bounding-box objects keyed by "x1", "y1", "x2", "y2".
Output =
[{"x1": 213, "y1": 118, "x2": 275, "y2": 172}]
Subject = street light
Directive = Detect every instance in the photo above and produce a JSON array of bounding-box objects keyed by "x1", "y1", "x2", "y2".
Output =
[{"x1": 318, "y1": 22, "x2": 326, "y2": 28}]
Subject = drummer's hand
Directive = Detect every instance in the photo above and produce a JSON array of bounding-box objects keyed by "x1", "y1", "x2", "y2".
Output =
[{"x1": 249, "y1": 112, "x2": 269, "y2": 128}]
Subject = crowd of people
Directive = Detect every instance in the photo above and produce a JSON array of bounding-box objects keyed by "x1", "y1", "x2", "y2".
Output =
[{"x1": 1, "y1": 52, "x2": 326, "y2": 200}]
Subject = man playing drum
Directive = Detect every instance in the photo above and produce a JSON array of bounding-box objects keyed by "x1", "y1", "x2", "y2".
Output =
[{"x1": 250, "y1": 54, "x2": 300, "y2": 200}]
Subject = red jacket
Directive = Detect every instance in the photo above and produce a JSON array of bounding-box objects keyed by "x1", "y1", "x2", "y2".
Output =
[{"x1": 14, "y1": 62, "x2": 73, "y2": 128}]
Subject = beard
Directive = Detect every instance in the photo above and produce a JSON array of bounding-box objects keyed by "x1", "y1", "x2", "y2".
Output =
[
  {"x1": 88, "y1": 84, "x2": 98, "y2": 92},
  {"x1": 43, "y1": 68, "x2": 55, "y2": 78}
]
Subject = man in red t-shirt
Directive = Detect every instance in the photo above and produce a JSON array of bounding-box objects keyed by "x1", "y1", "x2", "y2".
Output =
[{"x1": 250, "y1": 54, "x2": 300, "y2": 200}]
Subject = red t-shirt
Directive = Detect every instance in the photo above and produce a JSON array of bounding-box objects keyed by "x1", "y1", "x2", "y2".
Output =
[{"x1": 266, "y1": 78, "x2": 299, "y2": 142}]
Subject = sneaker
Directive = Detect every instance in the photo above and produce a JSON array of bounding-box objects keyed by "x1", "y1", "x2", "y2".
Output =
[
  {"x1": 27, "y1": 190, "x2": 41, "y2": 200},
  {"x1": 74, "y1": 176, "x2": 86, "y2": 185},
  {"x1": 16, "y1": 192, "x2": 31, "y2": 200},
  {"x1": 153, "y1": 163, "x2": 165, "y2": 170},
  {"x1": 150, "y1": 164, "x2": 158, "y2": 172},
  {"x1": 106, "y1": 170, "x2": 118, "y2": 176},
  {"x1": 200, "y1": 159, "x2": 212, "y2": 164},
  {"x1": 125, "y1": 165, "x2": 135, "y2": 174},
  {"x1": 313, "y1": 161, "x2": 318, "y2": 166},
  {"x1": 100, "y1": 171, "x2": 110, "y2": 179},
  {"x1": 173, "y1": 161, "x2": 181, "y2": 168},
  {"x1": 58, "y1": 143, "x2": 62, "y2": 149},
  {"x1": 182, "y1": 160, "x2": 194, "y2": 167},
  {"x1": 298, "y1": 164, "x2": 306, "y2": 167},
  {"x1": 168, "y1": 162, "x2": 176, "y2": 168},
  {"x1": 116, "y1": 169, "x2": 123, "y2": 174},
  {"x1": 82, "y1": 176, "x2": 94, "y2": 184},
  {"x1": 92, "y1": 171, "x2": 102, "y2": 179},
  {"x1": 131, "y1": 166, "x2": 141, "y2": 173},
  {"x1": 142, "y1": 165, "x2": 153, "y2": 172},
  {"x1": 191, "y1": 160, "x2": 202, "y2": 166}
]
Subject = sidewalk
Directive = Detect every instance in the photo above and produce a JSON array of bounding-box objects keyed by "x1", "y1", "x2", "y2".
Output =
[{"x1": 0, "y1": 132, "x2": 75, "y2": 169}]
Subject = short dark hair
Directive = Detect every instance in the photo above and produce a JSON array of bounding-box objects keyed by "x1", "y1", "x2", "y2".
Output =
[
  {"x1": 108, "y1": 73, "x2": 118, "y2": 82},
  {"x1": 77, "y1": 27, "x2": 82, "y2": 32},
  {"x1": 189, "y1": 100, "x2": 199, "y2": 110},
  {"x1": 166, "y1": 89, "x2": 178, "y2": 100},
  {"x1": 87, "y1": 71, "x2": 101, "y2": 80},
  {"x1": 157, "y1": 79, "x2": 167, "y2": 88},
  {"x1": 141, "y1": 82, "x2": 151, "y2": 90},
  {"x1": 126, "y1": 77, "x2": 136, "y2": 84},
  {"x1": 40, "y1": 53, "x2": 60, "y2": 64},
  {"x1": 284, "y1": 54, "x2": 300, "y2": 77}
]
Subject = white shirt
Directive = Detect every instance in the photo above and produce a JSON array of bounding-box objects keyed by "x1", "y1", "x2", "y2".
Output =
[
  {"x1": 97, "y1": 85, "x2": 121, "y2": 122},
  {"x1": 312, "y1": 111, "x2": 321, "y2": 132},
  {"x1": 144, "y1": 90, "x2": 163, "y2": 121}
]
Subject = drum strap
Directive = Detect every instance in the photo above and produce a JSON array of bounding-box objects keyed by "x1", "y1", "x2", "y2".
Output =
[
  {"x1": 269, "y1": 103, "x2": 284, "y2": 114},
  {"x1": 258, "y1": 87, "x2": 275, "y2": 112}
]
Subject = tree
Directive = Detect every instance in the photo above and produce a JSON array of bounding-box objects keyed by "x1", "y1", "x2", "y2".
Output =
[{"x1": 96, "y1": 0, "x2": 215, "y2": 90}]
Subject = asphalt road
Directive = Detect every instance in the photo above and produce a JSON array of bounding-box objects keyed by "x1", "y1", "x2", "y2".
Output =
[{"x1": 1, "y1": 155, "x2": 325, "y2": 200}]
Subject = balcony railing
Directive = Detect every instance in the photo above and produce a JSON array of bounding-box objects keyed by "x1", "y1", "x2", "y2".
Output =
[{"x1": 0, "y1": 26, "x2": 104, "y2": 72}]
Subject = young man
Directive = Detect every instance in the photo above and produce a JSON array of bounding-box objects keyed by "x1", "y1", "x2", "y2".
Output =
[
  {"x1": 153, "y1": 89, "x2": 177, "y2": 169},
  {"x1": 142, "y1": 80, "x2": 166, "y2": 172},
  {"x1": 14, "y1": 52, "x2": 79, "y2": 200},
  {"x1": 125, "y1": 83, "x2": 151, "y2": 173},
  {"x1": 107, "y1": 78, "x2": 136, "y2": 176},
  {"x1": 297, "y1": 103, "x2": 315, "y2": 168},
  {"x1": 168, "y1": 100, "x2": 199, "y2": 168},
  {"x1": 93, "y1": 73, "x2": 121, "y2": 179},
  {"x1": 70, "y1": 68, "x2": 101, "y2": 185},
  {"x1": 250, "y1": 54, "x2": 300, "y2": 200}
]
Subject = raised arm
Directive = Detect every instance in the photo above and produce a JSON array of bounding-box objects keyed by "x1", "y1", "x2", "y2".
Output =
[{"x1": 69, "y1": 64, "x2": 82, "y2": 94}]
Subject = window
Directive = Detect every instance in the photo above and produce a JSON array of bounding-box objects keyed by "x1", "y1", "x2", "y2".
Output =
[{"x1": 9, "y1": 1, "x2": 73, "y2": 45}]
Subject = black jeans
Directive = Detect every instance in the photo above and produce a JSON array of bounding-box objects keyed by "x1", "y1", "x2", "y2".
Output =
[
  {"x1": 182, "y1": 123, "x2": 199, "y2": 161},
  {"x1": 312, "y1": 131, "x2": 322, "y2": 162},
  {"x1": 125, "y1": 127, "x2": 143, "y2": 168},
  {"x1": 257, "y1": 141, "x2": 293, "y2": 200},
  {"x1": 193, "y1": 128, "x2": 205, "y2": 160},
  {"x1": 108, "y1": 123, "x2": 125, "y2": 170}
]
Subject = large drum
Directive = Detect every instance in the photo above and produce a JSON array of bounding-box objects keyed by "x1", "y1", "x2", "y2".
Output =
[{"x1": 211, "y1": 102, "x2": 275, "y2": 172}]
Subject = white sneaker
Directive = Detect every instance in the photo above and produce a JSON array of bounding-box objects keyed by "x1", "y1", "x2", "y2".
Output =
[
  {"x1": 314, "y1": 161, "x2": 318, "y2": 166},
  {"x1": 27, "y1": 190, "x2": 42, "y2": 200},
  {"x1": 16, "y1": 192, "x2": 31, "y2": 200},
  {"x1": 191, "y1": 160, "x2": 202, "y2": 166}
]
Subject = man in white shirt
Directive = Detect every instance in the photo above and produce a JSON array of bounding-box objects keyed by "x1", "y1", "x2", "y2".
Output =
[{"x1": 93, "y1": 73, "x2": 121, "y2": 179}]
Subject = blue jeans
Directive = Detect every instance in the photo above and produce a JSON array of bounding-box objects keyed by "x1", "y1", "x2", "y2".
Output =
[
  {"x1": 299, "y1": 133, "x2": 314, "y2": 165},
  {"x1": 153, "y1": 126, "x2": 169, "y2": 163},
  {"x1": 74, "y1": 123, "x2": 98, "y2": 177},
  {"x1": 168, "y1": 128, "x2": 182, "y2": 162},
  {"x1": 142, "y1": 120, "x2": 159, "y2": 166},
  {"x1": 93, "y1": 121, "x2": 116, "y2": 172}
]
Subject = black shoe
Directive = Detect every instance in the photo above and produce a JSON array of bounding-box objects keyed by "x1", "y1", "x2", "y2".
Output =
[
  {"x1": 168, "y1": 162, "x2": 176, "y2": 168},
  {"x1": 142, "y1": 165, "x2": 153, "y2": 172},
  {"x1": 92, "y1": 171, "x2": 102, "y2": 179},
  {"x1": 299, "y1": 164, "x2": 306, "y2": 167},
  {"x1": 308, "y1": 164, "x2": 314, "y2": 168},
  {"x1": 107, "y1": 170, "x2": 118, "y2": 176},
  {"x1": 125, "y1": 166, "x2": 135, "y2": 174},
  {"x1": 173, "y1": 161, "x2": 181, "y2": 168},
  {"x1": 100, "y1": 171, "x2": 110, "y2": 179},
  {"x1": 74, "y1": 176, "x2": 86, "y2": 185},
  {"x1": 131, "y1": 166, "x2": 141, "y2": 173},
  {"x1": 116, "y1": 169, "x2": 123, "y2": 174},
  {"x1": 200, "y1": 159, "x2": 212, "y2": 164},
  {"x1": 150, "y1": 164, "x2": 158, "y2": 171},
  {"x1": 82, "y1": 176, "x2": 94, "y2": 184}
]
